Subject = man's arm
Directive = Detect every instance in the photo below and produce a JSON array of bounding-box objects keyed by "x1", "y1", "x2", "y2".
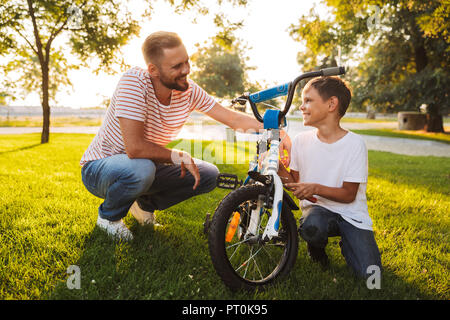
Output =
[
  {"x1": 119, "y1": 117, "x2": 200, "y2": 189},
  {"x1": 119, "y1": 117, "x2": 172, "y2": 161},
  {"x1": 206, "y1": 102, "x2": 263, "y2": 132},
  {"x1": 206, "y1": 102, "x2": 292, "y2": 165}
]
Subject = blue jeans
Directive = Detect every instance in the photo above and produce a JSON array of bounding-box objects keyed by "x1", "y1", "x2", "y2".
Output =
[
  {"x1": 81, "y1": 154, "x2": 219, "y2": 222},
  {"x1": 299, "y1": 205, "x2": 382, "y2": 279}
]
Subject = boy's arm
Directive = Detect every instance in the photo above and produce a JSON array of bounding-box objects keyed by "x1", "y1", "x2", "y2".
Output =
[{"x1": 285, "y1": 181, "x2": 359, "y2": 204}]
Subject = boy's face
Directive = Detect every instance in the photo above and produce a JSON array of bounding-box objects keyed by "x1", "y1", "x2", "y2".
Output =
[{"x1": 300, "y1": 86, "x2": 331, "y2": 127}]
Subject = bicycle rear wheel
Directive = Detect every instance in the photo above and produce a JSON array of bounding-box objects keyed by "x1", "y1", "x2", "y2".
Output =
[{"x1": 208, "y1": 184, "x2": 298, "y2": 291}]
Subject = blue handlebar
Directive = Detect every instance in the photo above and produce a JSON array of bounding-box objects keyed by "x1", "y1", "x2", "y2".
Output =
[
  {"x1": 244, "y1": 66, "x2": 346, "y2": 124},
  {"x1": 249, "y1": 82, "x2": 290, "y2": 103}
]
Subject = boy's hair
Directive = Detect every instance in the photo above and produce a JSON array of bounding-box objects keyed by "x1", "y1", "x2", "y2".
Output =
[
  {"x1": 305, "y1": 76, "x2": 352, "y2": 117},
  {"x1": 142, "y1": 31, "x2": 183, "y2": 66}
]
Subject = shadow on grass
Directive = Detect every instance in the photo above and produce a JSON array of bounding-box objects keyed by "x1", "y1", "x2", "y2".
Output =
[
  {"x1": 45, "y1": 222, "x2": 237, "y2": 300},
  {"x1": 44, "y1": 152, "x2": 445, "y2": 300},
  {"x1": 0, "y1": 143, "x2": 41, "y2": 155},
  {"x1": 45, "y1": 210, "x2": 439, "y2": 300}
]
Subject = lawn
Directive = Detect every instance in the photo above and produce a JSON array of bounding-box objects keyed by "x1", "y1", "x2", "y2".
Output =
[
  {"x1": 352, "y1": 129, "x2": 450, "y2": 145},
  {"x1": 0, "y1": 133, "x2": 448, "y2": 300},
  {"x1": 0, "y1": 116, "x2": 103, "y2": 127}
]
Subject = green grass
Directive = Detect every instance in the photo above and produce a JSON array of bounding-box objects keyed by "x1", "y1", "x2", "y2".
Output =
[
  {"x1": 0, "y1": 134, "x2": 448, "y2": 300},
  {"x1": 353, "y1": 129, "x2": 450, "y2": 144},
  {"x1": 341, "y1": 117, "x2": 397, "y2": 123},
  {"x1": 0, "y1": 116, "x2": 103, "y2": 127}
]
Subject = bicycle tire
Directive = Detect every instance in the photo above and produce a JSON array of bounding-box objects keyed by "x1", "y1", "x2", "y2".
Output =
[{"x1": 208, "y1": 184, "x2": 298, "y2": 291}]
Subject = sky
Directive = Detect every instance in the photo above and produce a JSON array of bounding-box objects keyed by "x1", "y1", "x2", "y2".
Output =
[{"x1": 12, "y1": 0, "x2": 330, "y2": 108}]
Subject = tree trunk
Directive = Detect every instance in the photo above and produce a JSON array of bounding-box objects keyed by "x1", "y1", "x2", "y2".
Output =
[
  {"x1": 26, "y1": 0, "x2": 51, "y2": 143},
  {"x1": 41, "y1": 62, "x2": 50, "y2": 143},
  {"x1": 424, "y1": 103, "x2": 444, "y2": 133},
  {"x1": 414, "y1": 44, "x2": 428, "y2": 73},
  {"x1": 413, "y1": 41, "x2": 444, "y2": 132}
]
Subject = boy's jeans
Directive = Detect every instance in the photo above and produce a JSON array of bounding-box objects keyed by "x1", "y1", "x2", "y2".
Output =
[
  {"x1": 299, "y1": 205, "x2": 382, "y2": 279},
  {"x1": 81, "y1": 154, "x2": 219, "y2": 222}
]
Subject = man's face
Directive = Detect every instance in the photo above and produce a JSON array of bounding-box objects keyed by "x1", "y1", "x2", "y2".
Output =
[
  {"x1": 156, "y1": 44, "x2": 190, "y2": 91},
  {"x1": 300, "y1": 86, "x2": 330, "y2": 127}
]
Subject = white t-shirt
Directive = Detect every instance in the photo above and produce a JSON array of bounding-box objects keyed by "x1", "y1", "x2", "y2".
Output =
[{"x1": 289, "y1": 129, "x2": 373, "y2": 230}]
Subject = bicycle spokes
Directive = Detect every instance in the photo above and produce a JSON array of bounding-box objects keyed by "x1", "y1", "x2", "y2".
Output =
[{"x1": 224, "y1": 201, "x2": 288, "y2": 283}]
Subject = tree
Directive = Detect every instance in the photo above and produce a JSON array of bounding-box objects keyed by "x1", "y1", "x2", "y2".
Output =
[
  {"x1": 189, "y1": 8, "x2": 252, "y2": 99},
  {"x1": 3, "y1": 47, "x2": 76, "y2": 106},
  {"x1": 0, "y1": 0, "x2": 249, "y2": 143},
  {"x1": 0, "y1": 0, "x2": 142, "y2": 143},
  {"x1": 190, "y1": 42, "x2": 251, "y2": 99},
  {"x1": 289, "y1": 0, "x2": 449, "y2": 132},
  {"x1": 189, "y1": 10, "x2": 286, "y2": 114}
]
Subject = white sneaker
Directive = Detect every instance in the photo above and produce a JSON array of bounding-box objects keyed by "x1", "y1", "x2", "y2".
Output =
[
  {"x1": 130, "y1": 201, "x2": 161, "y2": 227},
  {"x1": 96, "y1": 216, "x2": 133, "y2": 241}
]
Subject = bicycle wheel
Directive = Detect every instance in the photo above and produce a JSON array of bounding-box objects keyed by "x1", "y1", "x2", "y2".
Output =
[{"x1": 208, "y1": 184, "x2": 298, "y2": 291}]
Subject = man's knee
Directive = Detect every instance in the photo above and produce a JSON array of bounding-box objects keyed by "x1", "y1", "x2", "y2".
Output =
[
  {"x1": 118, "y1": 157, "x2": 156, "y2": 195},
  {"x1": 198, "y1": 161, "x2": 219, "y2": 193}
]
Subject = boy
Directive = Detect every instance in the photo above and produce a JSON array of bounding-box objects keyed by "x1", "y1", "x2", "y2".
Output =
[{"x1": 278, "y1": 76, "x2": 382, "y2": 279}]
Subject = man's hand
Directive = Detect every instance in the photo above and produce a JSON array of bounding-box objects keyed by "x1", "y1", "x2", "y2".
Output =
[{"x1": 171, "y1": 149, "x2": 200, "y2": 190}]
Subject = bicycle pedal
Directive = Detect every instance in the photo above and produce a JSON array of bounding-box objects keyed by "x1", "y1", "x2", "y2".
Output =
[{"x1": 216, "y1": 173, "x2": 243, "y2": 190}]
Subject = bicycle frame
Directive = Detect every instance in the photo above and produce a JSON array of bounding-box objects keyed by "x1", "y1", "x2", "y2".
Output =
[{"x1": 235, "y1": 67, "x2": 346, "y2": 242}]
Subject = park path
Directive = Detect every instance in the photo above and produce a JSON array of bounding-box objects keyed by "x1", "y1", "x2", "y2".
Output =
[{"x1": 0, "y1": 122, "x2": 448, "y2": 157}]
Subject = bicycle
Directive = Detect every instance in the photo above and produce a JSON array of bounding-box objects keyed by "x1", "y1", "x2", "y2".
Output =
[{"x1": 204, "y1": 66, "x2": 346, "y2": 291}]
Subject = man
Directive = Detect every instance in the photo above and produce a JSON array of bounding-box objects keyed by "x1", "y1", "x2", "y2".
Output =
[{"x1": 80, "y1": 31, "x2": 291, "y2": 241}]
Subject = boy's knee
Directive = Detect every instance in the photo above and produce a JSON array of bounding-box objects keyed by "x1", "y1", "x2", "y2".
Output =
[{"x1": 299, "y1": 216, "x2": 328, "y2": 247}]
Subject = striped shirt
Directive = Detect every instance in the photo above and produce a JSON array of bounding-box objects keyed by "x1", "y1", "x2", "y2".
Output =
[{"x1": 80, "y1": 67, "x2": 216, "y2": 166}]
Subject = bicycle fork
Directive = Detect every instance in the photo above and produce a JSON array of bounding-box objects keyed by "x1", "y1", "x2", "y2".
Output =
[{"x1": 244, "y1": 138, "x2": 283, "y2": 242}]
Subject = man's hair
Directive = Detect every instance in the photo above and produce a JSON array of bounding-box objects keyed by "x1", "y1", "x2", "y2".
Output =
[
  {"x1": 142, "y1": 31, "x2": 183, "y2": 66},
  {"x1": 305, "y1": 76, "x2": 352, "y2": 117}
]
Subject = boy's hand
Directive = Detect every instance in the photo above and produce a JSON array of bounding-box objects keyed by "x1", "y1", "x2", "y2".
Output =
[
  {"x1": 278, "y1": 163, "x2": 293, "y2": 183},
  {"x1": 285, "y1": 182, "x2": 318, "y2": 202},
  {"x1": 279, "y1": 130, "x2": 291, "y2": 167}
]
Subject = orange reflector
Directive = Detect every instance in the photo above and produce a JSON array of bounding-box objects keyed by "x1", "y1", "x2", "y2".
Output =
[{"x1": 225, "y1": 212, "x2": 241, "y2": 242}]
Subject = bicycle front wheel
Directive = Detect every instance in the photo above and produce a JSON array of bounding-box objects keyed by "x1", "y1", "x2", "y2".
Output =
[{"x1": 208, "y1": 184, "x2": 298, "y2": 291}]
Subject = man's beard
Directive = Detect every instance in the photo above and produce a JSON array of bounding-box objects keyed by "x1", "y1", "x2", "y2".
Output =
[{"x1": 160, "y1": 73, "x2": 189, "y2": 92}]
